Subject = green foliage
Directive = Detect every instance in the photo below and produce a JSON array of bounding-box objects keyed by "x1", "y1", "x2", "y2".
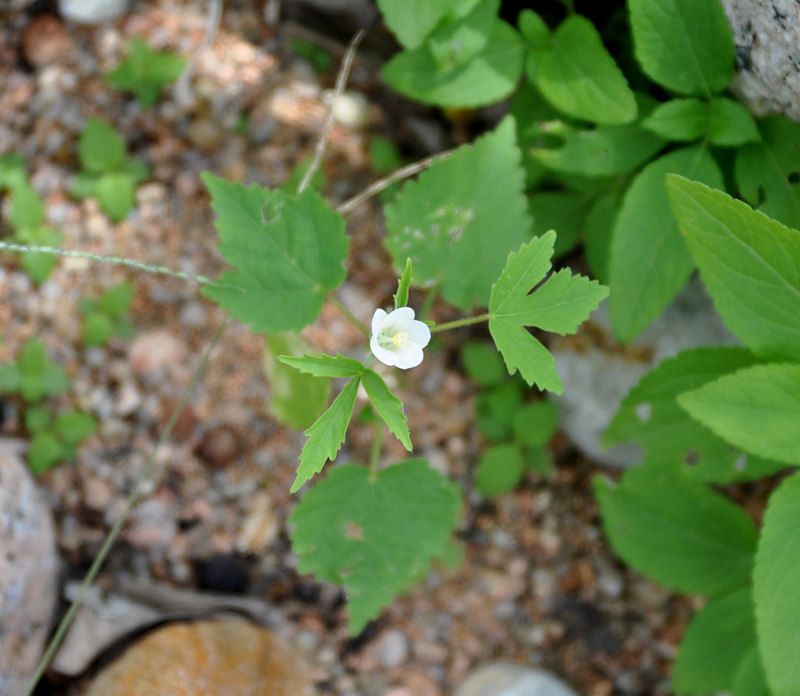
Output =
[
  {"x1": 201, "y1": 173, "x2": 349, "y2": 333},
  {"x1": 475, "y1": 444, "x2": 523, "y2": 496},
  {"x1": 377, "y1": 0, "x2": 480, "y2": 49},
  {"x1": 289, "y1": 459, "x2": 460, "y2": 633},
  {"x1": 461, "y1": 340, "x2": 506, "y2": 387},
  {"x1": 603, "y1": 347, "x2": 785, "y2": 483},
  {"x1": 361, "y1": 369, "x2": 412, "y2": 450},
  {"x1": 753, "y1": 471, "x2": 800, "y2": 696},
  {"x1": 672, "y1": 587, "x2": 757, "y2": 693},
  {"x1": 642, "y1": 97, "x2": 759, "y2": 146},
  {"x1": 628, "y1": 0, "x2": 734, "y2": 97},
  {"x1": 28, "y1": 410, "x2": 97, "y2": 474},
  {"x1": 71, "y1": 118, "x2": 149, "y2": 221},
  {"x1": 524, "y1": 12, "x2": 636, "y2": 125},
  {"x1": 608, "y1": 146, "x2": 723, "y2": 342},
  {"x1": 666, "y1": 176, "x2": 800, "y2": 361},
  {"x1": 79, "y1": 282, "x2": 135, "y2": 347},
  {"x1": 393, "y1": 258, "x2": 412, "y2": 310},
  {"x1": 0, "y1": 339, "x2": 69, "y2": 404},
  {"x1": 489, "y1": 231, "x2": 608, "y2": 392},
  {"x1": 106, "y1": 37, "x2": 186, "y2": 107},
  {"x1": 289, "y1": 38, "x2": 331, "y2": 73},
  {"x1": 595, "y1": 465, "x2": 757, "y2": 597},
  {"x1": 384, "y1": 118, "x2": 531, "y2": 310}
]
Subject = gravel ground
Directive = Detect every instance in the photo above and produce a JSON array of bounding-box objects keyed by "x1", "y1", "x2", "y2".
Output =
[{"x1": 1, "y1": 2, "x2": 694, "y2": 694}]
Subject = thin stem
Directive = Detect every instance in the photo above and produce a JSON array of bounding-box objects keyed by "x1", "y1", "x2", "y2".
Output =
[
  {"x1": 417, "y1": 282, "x2": 440, "y2": 321},
  {"x1": 337, "y1": 150, "x2": 453, "y2": 215},
  {"x1": 297, "y1": 29, "x2": 366, "y2": 194},
  {"x1": 174, "y1": 0, "x2": 223, "y2": 107},
  {"x1": 369, "y1": 421, "x2": 383, "y2": 480},
  {"x1": 430, "y1": 313, "x2": 491, "y2": 333},
  {"x1": 23, "y1": 319, "x2": 231, "y2": 696},
  {"x1": 329, "y1": 293, "x2": 369, "y2": 336}
]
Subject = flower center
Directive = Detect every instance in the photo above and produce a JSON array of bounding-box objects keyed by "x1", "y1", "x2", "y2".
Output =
[{"x1": 391, "y1": 331, "x2": 410, "y2": 349}]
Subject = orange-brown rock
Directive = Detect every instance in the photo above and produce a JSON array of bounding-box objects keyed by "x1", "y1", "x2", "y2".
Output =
[{"x1": 84, "y1": 617, "x2": 315, "y2": 696}]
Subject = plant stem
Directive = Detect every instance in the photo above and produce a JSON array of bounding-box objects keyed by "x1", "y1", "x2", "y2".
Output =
[
  {"x1": 369, "y1": 422, "x2": 383, "y2": 481},
  {"x1": 23, "y1": 319, "x2": 231, "y2": 696},
  {"x1": 329, "y1": 293, "x2": 369, "y2": 336},
  {"x1": 430, "y1": 313, "x2": 491, "y2": 333}
]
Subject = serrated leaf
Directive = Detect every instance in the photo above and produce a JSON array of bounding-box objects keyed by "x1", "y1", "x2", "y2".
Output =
[
  {"x1": 361, "y1": 369, "x2": 411, "y2": 450},
  {"x1": 595, "y1": 465, "x2": 757, "y2": 596},
  {"x1": 673, "y1": 587, "x2": 756, "y2": 693},
  {"x1": 393, "y1": 258, "x2": 412, "y2": 309},
  {"x1": 753, "y1": 471, "x2": 800, "y2": 696},
  {"x1": 679, "y1": 363, "x2": 800, "y2": 465},
  {"x1": 530, "y1": 121, "x2": 665, "y2": 177},
  {"x1": 381, "y1": 20, "x2": 525, "y2": 108},
  {"x1": 604, "y1": 347, "x2": 785, "y2": 483},
  {"x1": 665, "y1": 176, "x2": 800, "y2": 360},
  {"x1": 475, "y1": 443, "x2": 524, "y2": 496},
  {"x1": 289, "y1": 459, "x2": 460, "y2": 633},
  {"x1": 79, "y1": 118, "x2": 126, "y2": 174},
  {"x1": 629, "y1": 0, "x2": 734, "y2": 96},
  {"x1": 201, "y1": 173, "x2": 348, "y2": 333},
  {"x1": 384, "y1": 118, "x2": 530, "y2": 310},
  {"x1": 264, "y1": 333, "x2": 330, "y2": 430},
  {"x1": 489, "y1": 232, "x2": 608, "y2": 392},
  {"x1": 96, "y1": 171, "x2": 135, "y2": 221},
  {"x1": 527, "y1": 14, "x2": 636, "y2": 124},
  {"x1": 608, "y1": 145, "x2": 723, "y2": 342},
  {"x1": 278, "y1": 353, "x2": 364, "y2": 379},
  {"x1": 292, "y1": 376, "x2": 361, "y2": 492},
  {"x1": 735, "y1": 115, "x2": 800, "y2": 229}
]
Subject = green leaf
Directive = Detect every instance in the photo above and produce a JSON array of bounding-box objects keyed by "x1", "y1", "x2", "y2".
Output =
[
  {"x1": 673, "y1": 587, "x2": 757, "y2": 693},
  {"x1": 707, "y1": 98, "x2": 760, "y2": 146},
  {"x1": 293, "y1": 376, "x2": 361, "y2": 492},
  {"x1": 376, "y1": 0, "x2": 480, "y2": 49},
  {"x1": 735, "y1": 115, "x2": 800, "y2": 229},
  {"x1": 106, "y1": 37, "x2": 185, "y2": 107},
  {"x1": 0, "y1": 153, "x2": 26, "y2": 191},
  {"x1": 0, "y1": 364, "x2": 21, "y2": 393},
  {"x1": 381, "y1": 20, "x2": 525, "y2": 108},
  {"x1": 120, "y1": 157, "x2": 149, "y2": 185},
  {"x1": 96, "y1": 172, "x2": 135, "y2": 221},
  {"x1": 18, "y1": 339, "x2": 47, "y2": 375},
  {"x1": 604, "y1": 347, "x2": 785, "y2": 483},
  {"x1": 83, "y1": 312, "x2": 115, "y2": 347},
  {"x1": 489, "y1": 232, "x2": 607, "y2": 392},
  {"x1": 753, "y1": 471, "x2": 800, "y2": 696},
  {"x1": 69, "y1": 172, "x2": 99, "y2": 199},
  {"x1": 530, "y1": 121, "x2": 665, "y2": 177},
  {"x1": 529, "y1": 191, "x2": 591, "y2": 258},
  {"x1": 263, "y1": 333, "x2": 330, "y2": 430},
  {"x1": 278, "y1": 353, "x2": 364, "y2": 379},
  {"x1": 461, "y1": 341, "x2": 506, "y2": 387},
  {"x1": 679, "y1": 363, "x2": 800, "y2": 465},
  {"x1": 54, "y1": 410, "x2": 97, "y2": 445},
  {"x1": 201, "y1": 173, "x2": 349, "y2": 333},
  {"x1": 428, "y1": 0, "x2": 499, "y2": 71},
  {"x1": 25, "y1": 406, "x2": 52, "y2": 433},
  {"x1": 369, "y1": 136, "x2": 402, "y2": 174},
  {"x1": 511, "y1": 400, "x2": 559, "y2": 449},
  {"x1": 475, "y1": 443, "x2": 524, "y2": 496},
  {"x1": 665, "y1": 176, "x2": 800, "y2": 360},
  {"x1": 595, "y1": 465, "x2": 757, "y2": 596},
  {"x1": 523, "y1": 447, "x2": 553, "y2": 475},
  {"x1": 583, "y1": 189, "x2": 620, "y2": 284},
  {"x1": 732, "y1": 649, "x2": 769, "y2": 696},
  {"x1": 384, "y1": 118, "x2": 531, "y2": 310},
  {"x1": 99, "y1": 282, "x2": 134, "y2": 318},
  {"x1": 641, "y1": 98, "x2": 709, "y2": 141},
  {"x1": 476, "y1": 381, "x2": 523, "y2": 441},
  {"x1": 518, "y1": 9, "x2": 550, "y2": 43},
  {"x1": 78, "y1": 118, "x2": 126, "y2": 174},
  {"x1": 15, "y1": 224, "x2": 62, "y2": 284},
  {"x1": 608, "y1": 145, "x2": 723, "y2": 342},
  {"x1": 28, "y1": 431, "x2": 64, "y2": 474},
  {"x1": 289, "y1": 459, "x2": 461, "y2": 633},
  {"x1": 628, "y1": 0, "x2": 734, "y2": 96},
  {"x1": 361, "y1": 369, "x2": 412, "y2": 450},
  {"x1": 8, "y1": 182, "x2": 44, "y2": 229},
  {"x1": 394, "y1": 258, "x2": 412, "y2": 309},
  {"x1": 527, "y1": 14, "x2": 637, "y2": 124}
]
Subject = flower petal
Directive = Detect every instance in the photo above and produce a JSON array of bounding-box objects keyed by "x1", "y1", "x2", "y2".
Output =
[
  {"x1": 394, "y1": 344, "x2": 423, "y2": 369},
  {"x1": 407, "y1": 320, "x2": 431, "y2": 348},
  {"x1": 371, "y1": 308, "x2": 388, "y2": 335},
  {"x1": 387, "y1": 306, "x2": 415, "y2": 324}
]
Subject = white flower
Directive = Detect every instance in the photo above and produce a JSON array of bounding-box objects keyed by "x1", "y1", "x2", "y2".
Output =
[{"x1": 370, "y1": 307, "x2": 431, "y2": 369}]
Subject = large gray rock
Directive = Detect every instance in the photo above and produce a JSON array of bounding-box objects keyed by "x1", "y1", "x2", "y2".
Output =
[
  {"x1": 0, "y1": 439, "x2": 59, "y2": 695},
  {"x1": 454, "y1": 662, "x2": 579, "y2": 696}
]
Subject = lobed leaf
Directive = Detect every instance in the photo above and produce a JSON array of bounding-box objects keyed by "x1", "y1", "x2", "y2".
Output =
[
  {"x1": 361, "y1": 369, "x2": 412, "y2": 450},
  {"x1": 278, "y1": 353, "x2": 364, "y2": 379}
]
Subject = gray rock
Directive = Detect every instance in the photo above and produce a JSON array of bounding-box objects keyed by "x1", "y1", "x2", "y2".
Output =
[
  {"x1": 552, "y1": 275, "x2": 738, "y2": 467},
  {"x1": 0, "y1": 439, "x2": 59, "y2": 696},
  {"x1": 722, "y1": 0, "x2": 800, "y2": 121},
  {"x1": 58, "y1": 0, "x2": 130, "y2": 23},
  {"x1": 454, "y1": 662, "x2": 579, "y2": 696}
]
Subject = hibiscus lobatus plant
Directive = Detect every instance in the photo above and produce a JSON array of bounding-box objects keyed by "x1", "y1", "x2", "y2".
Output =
[{"x1": 370, "y1": 306, "x2": 431, "y2": 369}]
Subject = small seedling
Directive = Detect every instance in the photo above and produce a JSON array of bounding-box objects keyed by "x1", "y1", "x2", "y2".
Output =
[
  {"x1": 70, "y1": 118, "x2": 149, "y2": 222},
  {"x1": 26, "y1": 408, "x2": 97, "y2": 474},
  {"x1": 462, "y1": 341, "x2": 559, "y2": 495},
  {"x1": 0, "y1": 338, "x2": 69, "y2": 403},
  {"x1": 78, "y1": 281, "x2": 135, "y2": 347},
  {"x1": 106, "y1": 36, "x2": 186, "y2": 107}
]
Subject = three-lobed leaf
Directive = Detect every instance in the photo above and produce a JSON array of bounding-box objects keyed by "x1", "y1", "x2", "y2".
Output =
[
  {"x1": 595, "y1": 464, "x2": 757, "y2": 597},
  {"x1": 202, "y1": 173, "x2": 349, "y2": 333},
  {"x1": 278, "y1": 353, "x2": 364, "y2": 379},
  {"x1": 289, "y1": 459, "x2": 460, "y2": 633},
  {"x1": 666, "y1": 175, "x2": 800, "y2": 360},
  {"x1": 106, "y1": 36, "x2": 186, "y2": 107},
  {"x1": 753, "y1": 471, "x2": 800, "y2": 696}
]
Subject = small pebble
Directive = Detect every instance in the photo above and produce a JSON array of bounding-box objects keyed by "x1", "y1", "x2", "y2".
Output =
[
  {"x1": 373, "y1": 628, "x2": 410, "y2": 669},
  {"x1": 21, "y1": 15, "x2": 73, "y2": 67},
  {"x1": 454, "y1": 662, "x2": 579, "y2": 696}
]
